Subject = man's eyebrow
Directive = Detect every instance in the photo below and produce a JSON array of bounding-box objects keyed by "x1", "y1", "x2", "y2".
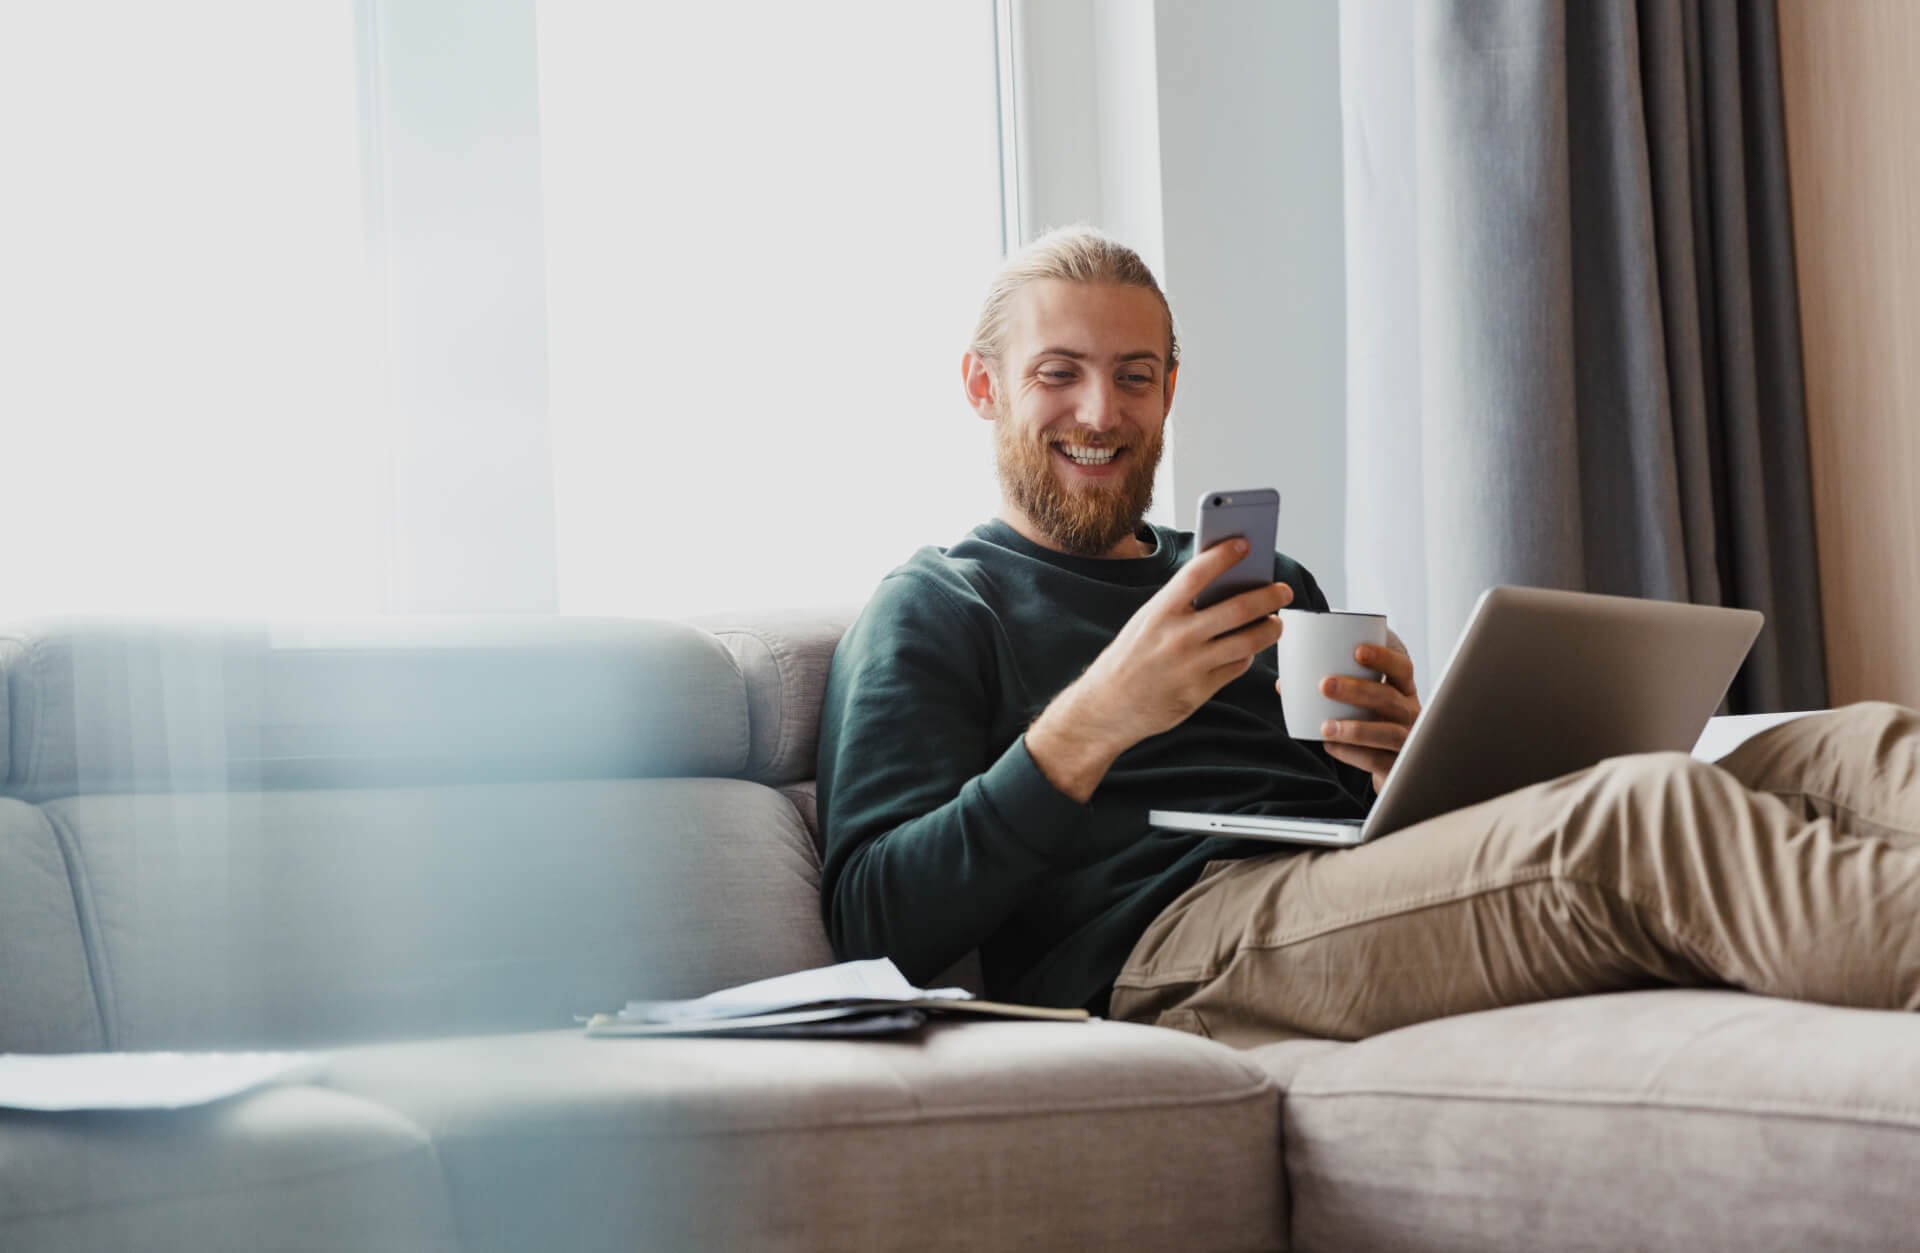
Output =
[{"x1": 1031, "y1": 347, "x2": 1164, "y2": 365}]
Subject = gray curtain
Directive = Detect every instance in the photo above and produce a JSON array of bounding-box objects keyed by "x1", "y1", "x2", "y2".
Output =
[{"x1": 1340, "y1": 0, "x2": 1827, "y2": 713}]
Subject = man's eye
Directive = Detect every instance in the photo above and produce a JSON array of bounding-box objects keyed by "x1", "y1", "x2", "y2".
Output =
[
  {"x1": 1121, "y1": 372, "x2": 1154, "y2": 386},
  {"x1": 1041, "y1": 369, "x2": 1077, "y2": 382}
]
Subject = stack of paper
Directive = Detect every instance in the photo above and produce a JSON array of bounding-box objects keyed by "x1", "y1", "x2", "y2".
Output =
[{"x1": 584, "y1": 959, "x2": 1089, "y2": 1038}]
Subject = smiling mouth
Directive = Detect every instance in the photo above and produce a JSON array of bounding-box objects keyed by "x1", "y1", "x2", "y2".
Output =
[{"x1": 1052, "y1": 442, "x2": 1126, "y2": 468}]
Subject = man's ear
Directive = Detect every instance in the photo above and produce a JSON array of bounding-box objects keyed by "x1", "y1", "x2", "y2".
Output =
[
  {"x1": 1163, "y1": 364, "x2": 1179, "y2": 416},
  {"x1": 961, "y1": 351, "x2": 1000, "y2": 421}
]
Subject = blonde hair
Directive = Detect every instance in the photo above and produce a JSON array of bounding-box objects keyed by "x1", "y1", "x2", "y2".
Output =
[{"x1": 969, "y1": 226, "x2": 1179, "y2": 379}]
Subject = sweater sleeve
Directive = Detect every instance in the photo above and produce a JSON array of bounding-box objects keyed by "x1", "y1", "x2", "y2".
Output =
[{"x1": 816, "y1": 571, "x2": 1099, "y2": 984}]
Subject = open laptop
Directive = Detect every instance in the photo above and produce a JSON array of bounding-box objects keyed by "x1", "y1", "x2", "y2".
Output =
[{"x1": 1148, "y1": 586, "x2": 1764, "y2": 847}]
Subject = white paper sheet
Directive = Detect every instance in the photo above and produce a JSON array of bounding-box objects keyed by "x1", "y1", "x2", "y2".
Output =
[
  {"x1": 619, "y1": 958, "x2": 972, "y2": 1024},
  {"x1": 0, "y1": 1051, "x2": 323, "y2": 1112}
]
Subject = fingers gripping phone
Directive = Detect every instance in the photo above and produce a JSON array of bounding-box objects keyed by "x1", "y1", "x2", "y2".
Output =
[{"x1": 1192, "y1": 489, "x2": 1280, "y2": 610}]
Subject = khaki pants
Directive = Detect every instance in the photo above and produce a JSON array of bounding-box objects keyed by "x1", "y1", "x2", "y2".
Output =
[{"x1": 1110, "y1": 702, "x2": 1920, "y2": 1046}]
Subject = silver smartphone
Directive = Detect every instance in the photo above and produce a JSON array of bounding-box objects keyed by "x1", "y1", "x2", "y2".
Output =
[{"x1": 1192, "y1": 488, "x2": 1280, "y2": 610}]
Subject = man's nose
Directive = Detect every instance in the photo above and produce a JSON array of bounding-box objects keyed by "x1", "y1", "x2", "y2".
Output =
[{"x1": 1075, "y1": 378, "x2": 1123, "y2": 432}]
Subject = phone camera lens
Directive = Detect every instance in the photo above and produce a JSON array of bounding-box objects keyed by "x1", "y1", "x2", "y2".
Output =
[{"x1": 1211, "y1": 496, "x2": 1224, "y2": 507}]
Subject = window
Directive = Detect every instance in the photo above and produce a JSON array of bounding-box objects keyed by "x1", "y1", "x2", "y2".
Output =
[
  {"x1": 0, "y1": 3, "x2": 381, "y2": 616},
  {"x1": 0, "y1": 2, "x2": 1007, "y2": 621},
  {"x1": 536, "y1": 1, "x2": 1006, "y2": 617}
]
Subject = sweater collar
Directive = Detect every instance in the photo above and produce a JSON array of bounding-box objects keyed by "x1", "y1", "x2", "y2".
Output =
[{"x1": 971, "y1": 517, "x2": 1179, "y2": 586}]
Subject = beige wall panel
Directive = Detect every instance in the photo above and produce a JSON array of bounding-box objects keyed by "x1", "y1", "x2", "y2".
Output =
[{"x1": 1778, "y1": 1, "x2": 1920, "y2": 707}]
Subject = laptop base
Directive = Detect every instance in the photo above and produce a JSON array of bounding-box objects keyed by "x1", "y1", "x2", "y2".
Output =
[{"x1": 1148, "y1": 810, "x2": 1367, "y2": 847}]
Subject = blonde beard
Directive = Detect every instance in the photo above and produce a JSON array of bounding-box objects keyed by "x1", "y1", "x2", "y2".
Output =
[{"x1": 993, "y1": 410, "x2": 1163, "y2": 557}]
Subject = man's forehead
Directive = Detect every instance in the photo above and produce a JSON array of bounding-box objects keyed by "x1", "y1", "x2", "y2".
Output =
[{"x1": 1007, "y1": 279, "x2": 1167, "y2": 360}]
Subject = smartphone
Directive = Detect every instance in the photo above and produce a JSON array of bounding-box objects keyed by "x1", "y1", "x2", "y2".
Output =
[{"x1": 1192, "y1": 488, "x2": 1280, "y2": 610}]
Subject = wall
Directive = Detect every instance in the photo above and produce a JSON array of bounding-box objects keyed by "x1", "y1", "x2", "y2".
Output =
[
  {"x1": 1778, "y1": 1, "x2": 1920, "y2": 706},
  {"x1": 1016, "y1": 0, "x2": 1350, "y2": 602},
  {"x1": 1153, "y1": 0, "x2": 1348, "y2": 605},
  {"x1": 1011, "y1": 0, "x2": 1175, "y2": 530}
]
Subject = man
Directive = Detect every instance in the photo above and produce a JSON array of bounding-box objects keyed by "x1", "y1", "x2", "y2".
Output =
[{"x1": 816, "y1": 227, "x2": 1920, "y2": 1045}]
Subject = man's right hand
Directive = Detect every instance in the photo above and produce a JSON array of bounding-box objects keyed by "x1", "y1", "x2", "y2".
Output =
[{"x1": 1025, "y1": 538, "x2": 1293, "y2": 803}]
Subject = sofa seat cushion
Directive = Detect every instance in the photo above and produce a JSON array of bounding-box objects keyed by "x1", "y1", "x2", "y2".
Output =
[
  {"x1": 324, "y1": 1020, "x2": 1285, "y2": 1253},
  {"x1": 0, "y1": 1084, "x2": 456, "y2": 1252},
  {"x1": 1243, "y1": 1037, "x2": 1348, "y2": 1090},
  {"x1": 1282, "y1": 989, "x2": 1920, "y2": 1252}
]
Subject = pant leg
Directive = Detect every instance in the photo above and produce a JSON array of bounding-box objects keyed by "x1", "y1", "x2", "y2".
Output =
[
  {"x1": 1110, "y1": 750, "x2": 1920, "y2": 1046},
  {"x1": 1713, "y1": 702, "x2": 1920, "y2": 844}
]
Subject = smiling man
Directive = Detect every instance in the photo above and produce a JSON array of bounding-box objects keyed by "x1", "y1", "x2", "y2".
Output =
[
  {"x1": 814, "y1": 228, "x2": 1398, "y2": 1023},
  {"x1": 816, "y1": 226, "x2": 1920, "y2": 1043}
]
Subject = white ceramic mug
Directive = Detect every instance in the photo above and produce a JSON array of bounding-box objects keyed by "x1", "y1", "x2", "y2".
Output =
[{"x1": 1276, "y1": 609, "x2": 1390, "y2": 741}]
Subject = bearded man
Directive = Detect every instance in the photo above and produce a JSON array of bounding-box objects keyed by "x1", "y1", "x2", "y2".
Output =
[{"x1": 816, "y1": 227, "x2": 1920, "y2": 1042}]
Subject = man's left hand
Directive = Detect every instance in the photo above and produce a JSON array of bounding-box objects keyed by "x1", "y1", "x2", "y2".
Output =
[{"x1": 1298, "y1": 633, "x2": 1420, "y2": 795}]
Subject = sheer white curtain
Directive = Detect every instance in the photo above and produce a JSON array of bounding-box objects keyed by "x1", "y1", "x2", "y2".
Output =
[
  {"x1": 1, "y1": 2, "x2": 1005, "y2": 622},
  {"x1": 536, "y1": 1, "x2": 1007, "y2": 619},
  {"x1": 0, "y1": 3, "x2": 383, "y2": 618},
  {"x1": 1339, "y1": 0, "x2": 1827, "y2": 711}
]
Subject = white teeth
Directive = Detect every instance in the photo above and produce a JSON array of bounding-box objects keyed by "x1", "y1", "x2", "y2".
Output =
[{"x1": 1057, "y1": 445, "x2": 1118, "y2": 465}]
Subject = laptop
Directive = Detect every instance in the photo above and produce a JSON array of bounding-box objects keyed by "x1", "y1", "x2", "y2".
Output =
[{"x1": 1148, "y1": 585, "x2": 1764, "y2": 848}]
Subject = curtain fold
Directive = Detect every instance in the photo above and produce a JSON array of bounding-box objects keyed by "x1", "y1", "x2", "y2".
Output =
[{"x1": 1342, "y1": 0, "x2": 1827, "y2": 712}]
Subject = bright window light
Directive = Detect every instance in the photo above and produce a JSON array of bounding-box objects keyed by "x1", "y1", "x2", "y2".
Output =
[
  {"x1": 0, "y1": 3, "x2": 381, "y2": 618},
  {"x1": 535, "y1": 1, "x2": 1007, "y2": 619}
]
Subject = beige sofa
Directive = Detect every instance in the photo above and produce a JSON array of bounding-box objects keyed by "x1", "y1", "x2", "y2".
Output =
[{"x1": 2, "y1": 612, "x2": 1916, "y2": 1252}]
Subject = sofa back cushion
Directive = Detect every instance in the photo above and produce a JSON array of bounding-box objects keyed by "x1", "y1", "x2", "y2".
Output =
[
  {"x1": 48, "y1": 777, "x2": 836, "y2": 1050},
  {"x1": 697, "y1": 608, "x2": 858, "y2": 791},
  {"x1": 0, "y1": 614, "x2": 853, "y2": 1050},
  {"x1": 0, "y1": 616, "x2": 748, "y2": 803}
]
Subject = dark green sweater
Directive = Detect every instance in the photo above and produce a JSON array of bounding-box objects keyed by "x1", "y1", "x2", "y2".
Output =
[{"x1": 816, "y1": 518, "x2": 1374, "y2": 1014}]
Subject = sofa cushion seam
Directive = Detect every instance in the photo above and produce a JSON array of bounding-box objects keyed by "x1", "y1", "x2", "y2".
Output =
[
  {"x1": 1286, "y1": 1085, "x2": 1920, "y2": 1130},
  {"x1": 712, "y1": 633, "x2": 752, "y2": 777},
  {"x1": 22, "y1": 633, "x2": 51, "y2": 790},
  {"x1": 0, "y1": 635, "x2": 20, "y2": 791},
  {"x1": 765, "y1": 629, "x2": 799, "y2": 783},
  {"x1": 713, "y1": 627, "x2": 786, "y2": 782},
  {"x1": 39, "y1": 804, "x2": 116, "y2": 1049}
]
